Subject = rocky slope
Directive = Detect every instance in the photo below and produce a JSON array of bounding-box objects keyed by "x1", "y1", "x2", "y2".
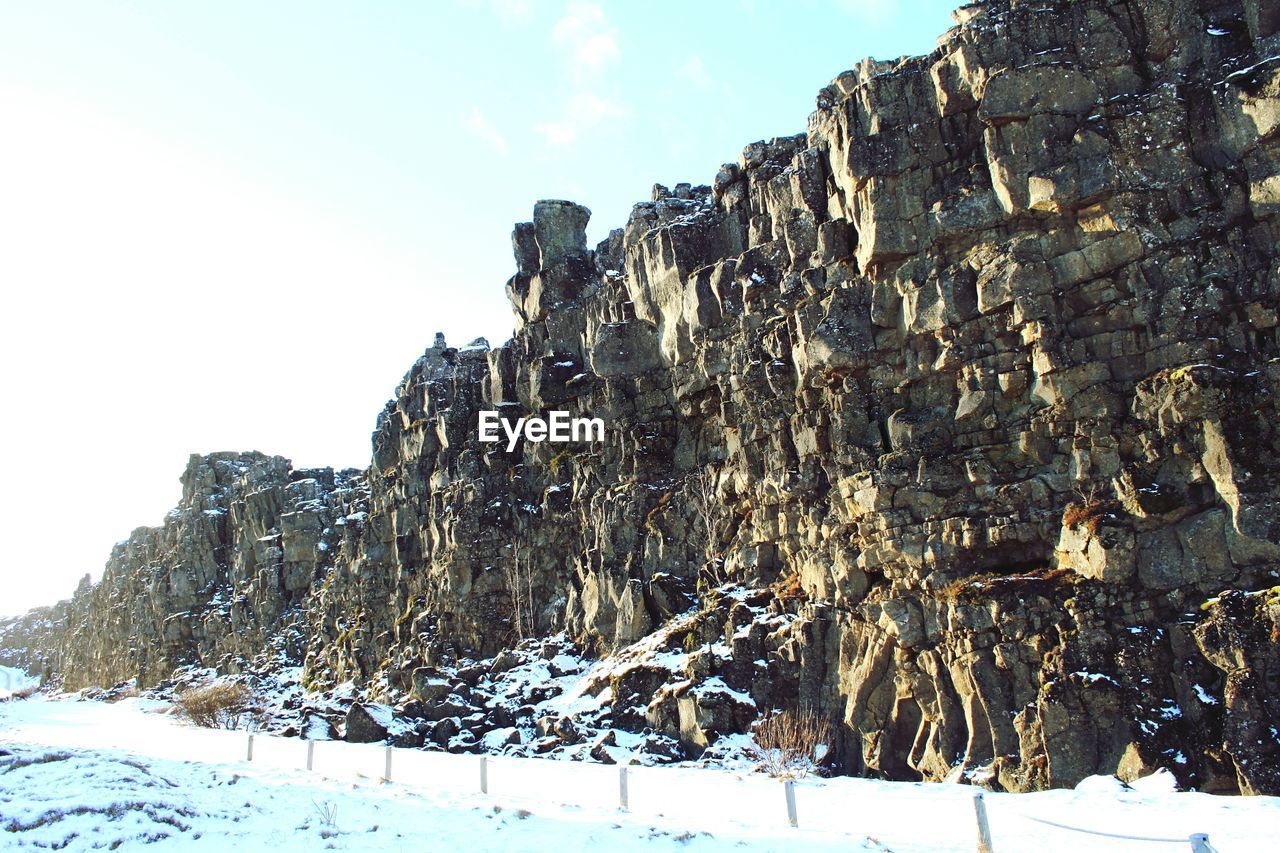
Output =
[{"x1": 5, "y1": 0, "x2": 1280, "y2": 795}]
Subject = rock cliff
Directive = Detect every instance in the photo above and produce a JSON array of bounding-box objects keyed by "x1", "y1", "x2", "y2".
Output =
[{"x1": 5, "y1": 0, "x2": 1280, "y2": 795}]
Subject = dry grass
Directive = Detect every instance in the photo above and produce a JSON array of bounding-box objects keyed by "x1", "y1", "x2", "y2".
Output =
[
  {"x1": 1, "y1": 685, "x2": 38, "y2": 702},
  {"x1": 939, "y1": 563, "x2": 1075, "y2": 604},
  {"x1": 771, "y1": 571, "x2": 806, "y2": 602},
  {"x1": 175, "y1": 682, "x2": 253, "y2": 729},
  {"x1": 643, "y1": 491, "x2": 674, "y2": 533},
  {"x1": 1062, "y1": 499, "x2": 1122, "y2": 534},
  {"x1": 312, "y1": 799, "x2": 339, "y2": 836},
  {"x1": 748, "y1": 709, "x2": 832, "y2": 779}
]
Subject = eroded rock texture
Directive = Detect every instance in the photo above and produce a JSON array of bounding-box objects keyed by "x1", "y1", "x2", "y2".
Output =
[{"x1": 6, "y1": 0, "x2": 1280, "y2": 793}]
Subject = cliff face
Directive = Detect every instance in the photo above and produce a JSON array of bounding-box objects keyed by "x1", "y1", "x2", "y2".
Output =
[
  {"x1": 6, "y1": 0, "x2": 1280, "y2": 795},
  {"x1": 0, "y1": 454, "x2": 370, "y2": 688}
]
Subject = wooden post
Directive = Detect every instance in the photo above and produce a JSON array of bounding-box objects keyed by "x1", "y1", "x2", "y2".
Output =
[
  {"x1": 618, "y1": 765, "x2": 629, "y2": 811},
  {"x1": 384, "y1": 746, "x2": 393, "y2": 782},
  {"x1": 246, "y1": 733, "x2": 254, "y2": 762},
  {"x1": 1189, "y1": 834, "x2": 1212, "y2": 853},
  {"x1": 480, "y1": 754, "x2": 489, "y2": 794},
  {"x1": 973, "y1": 791, "x2": 994, "y2": 853},
  {"x1": 306, "y1": 740, "x2": 315, "y2": 771},
  {"x1": 784, "y1": 779, "x2": 798, "y2": 828}
]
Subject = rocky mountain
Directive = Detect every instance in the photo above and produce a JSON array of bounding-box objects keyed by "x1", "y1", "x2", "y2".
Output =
[{"x1": 4, "y1": 0, "x2": 1280, "y2": 795}]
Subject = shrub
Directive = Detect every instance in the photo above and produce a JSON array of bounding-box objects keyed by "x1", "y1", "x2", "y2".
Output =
[
  {"x1": 748, "y1": 709, "x2": 832, "y2": 779},
  {"x1": 771, "y1": 571, "x2": 806, "y2": 602},
  {"x1": 1063, "y1": 499, "x2": 1122, "y2": 534},
  {"x1": 175, "y1": 682, "x2": 253, "y2": 729},
  {"x1": 3, "y1": 685, "x2": 39, "y2": 702}
]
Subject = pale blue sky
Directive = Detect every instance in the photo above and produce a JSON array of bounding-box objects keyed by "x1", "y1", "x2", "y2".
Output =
[{"x1": 0, "y1": 0, "x2": 958, "y2": 614}]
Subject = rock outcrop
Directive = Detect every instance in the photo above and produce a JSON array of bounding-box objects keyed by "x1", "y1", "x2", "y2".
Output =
[
  {"x1": 1, "y1": 453, "x2": 369, "y2": 689},
  {"x1": 5, "y1": 0, "x2": 1280, "y2": 794}
]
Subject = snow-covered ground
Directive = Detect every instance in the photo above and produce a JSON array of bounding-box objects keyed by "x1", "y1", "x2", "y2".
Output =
[{"x1": 2, "y1": 695, "x2": 1277, "y2": 852}]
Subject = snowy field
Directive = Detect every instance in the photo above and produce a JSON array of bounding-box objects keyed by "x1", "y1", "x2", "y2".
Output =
[{"x1": 2, "y1": 694, "x2": 1278, "y2": 851}]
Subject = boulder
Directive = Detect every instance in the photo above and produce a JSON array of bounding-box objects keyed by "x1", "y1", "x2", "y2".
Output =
[{"x1": 345, "y1": 703, "x2": 392, "y2": 743}]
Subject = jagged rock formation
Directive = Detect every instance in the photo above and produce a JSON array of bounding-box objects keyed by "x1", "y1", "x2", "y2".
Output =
[
  {"x1": 0, "y1": 454, "x2": 369, "y2": 688},
  {"x1": 5, "y1": 0, "x2": 1280, "y2": 795}
]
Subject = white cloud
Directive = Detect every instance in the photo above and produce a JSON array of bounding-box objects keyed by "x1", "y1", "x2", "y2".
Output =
[
  {"x1": 551, "y1": 1, "x2": 620, "y2": 72},
  {"x1": 461, "y1": 106, "x2": 509, "y2": 153},
  {"x1": 536, "y1": 92, "x2": 625, "y2": 146},
  {"x1": 537, "y1": 2, "x2": 625, "y2": 147},
  {"x1": 679, "y1": 56, "x2": 713, "y2": 91}
]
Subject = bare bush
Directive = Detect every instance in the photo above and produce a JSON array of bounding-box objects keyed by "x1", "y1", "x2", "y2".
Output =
[
  {"x1": 175, "y1": 682, "x2": 253, "y2": 729},
  {"x1": 748, "y1": 709, "x2": 833, "y2": 779}
]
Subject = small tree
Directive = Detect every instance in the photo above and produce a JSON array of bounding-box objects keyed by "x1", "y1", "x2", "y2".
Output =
[
  {"x1": 502, "y1": 541, "x2": 535, "y2": 640},
  {"x1": 748, "y1": 709, "x2": 833, "y2": 779},
  {"x1": 688, "y1": 467, "x2": 722, "y2": 586}
]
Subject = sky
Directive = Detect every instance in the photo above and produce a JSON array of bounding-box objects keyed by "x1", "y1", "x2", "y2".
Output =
[{"x1": 0, "y1": 0, "x2": 959, "y2": 616}]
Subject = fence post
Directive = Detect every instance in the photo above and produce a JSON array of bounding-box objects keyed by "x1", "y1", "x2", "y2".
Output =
[
  {"x1": 306, "y1": 740, "x2": 315, "y2": 771},
  {"x1": 973, "y1": 791, "x2": 994, "y2": 853},
  {"x1": 384, "y1": 746, "x2": 393, "y2": 782},
  {"x1": 480, "y1": 755, "x2": 489, "y2": 795},
  {"x1": 618, "y1": 765, "x2": 629, "y2": 811},
  {"x1": 784, "y1": 779, "x2": 798, "y2": 828},
  {"x1": 1189, "y1": 834, "x2": 1212, "y2": 853},
  {"x1": 246, "y1": 733, "x2": 254, "y2": 762}
]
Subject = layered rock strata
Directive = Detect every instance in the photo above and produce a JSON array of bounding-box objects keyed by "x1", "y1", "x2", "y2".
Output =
[{"x1": 5, "y1": 0, "x2": 1280, "y2": 794}]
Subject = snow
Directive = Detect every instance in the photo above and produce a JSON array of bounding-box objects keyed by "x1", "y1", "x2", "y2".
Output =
[
  {"x1": 0, "y1": 665, "x2": 38, "y2": 699},
  {"x1": 301, "y1": 716, "x2": 332, "y2": 741},
  {"x1": 692, "y1": 677, "x2": 756, "y2": 707},
  {"x1": 1070, "y1": 671, "x2": 1119, "y2": 685},
  {"x1": 0, "y1": 739, "x2": 826, "y2": 852},
  {"x1": 0, "y1": 698, "x2": 862, "y2": 852},
  {"x1": 1130, "y1": 769, "x2": 1180, "y2": 795},
  {"x1": 3, "y1": 697, "x2": 1279, "y2": 851}
]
